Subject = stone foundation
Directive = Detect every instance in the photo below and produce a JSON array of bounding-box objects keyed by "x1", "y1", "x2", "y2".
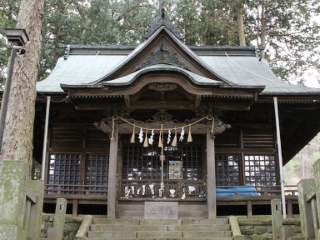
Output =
[
  {"x1": 0, "y1": 161, "x2": 43, "y2": 240},
  {"x1": 41, "y1": 214, "x2": 82, "y2": 239},
  {"x1": 238, "y1": 216, "x2": 302, "y2": 240}
]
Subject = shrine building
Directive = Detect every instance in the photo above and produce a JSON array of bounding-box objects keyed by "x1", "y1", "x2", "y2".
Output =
[{"x1": 34, "y1": 11, "x2": 320, "y2": 218}]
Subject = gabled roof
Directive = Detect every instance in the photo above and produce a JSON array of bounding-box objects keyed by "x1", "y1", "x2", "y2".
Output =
[
  {"x1": 37, "y1": 12, "x2": 320, "y2": 98},
  {"x1": 200, "y1": 56, "x2": 320, "y2": 95},
  {"x1": 88, "y1": 26, "x2": 234, "y2": 85}
]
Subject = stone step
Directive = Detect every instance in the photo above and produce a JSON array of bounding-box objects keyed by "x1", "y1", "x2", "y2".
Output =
[
  {"x1": 91, "y1": 224, "x2": 169, "y2": 231},
  {"x1": 182, "y1": 231, "x2": 232, "y2": 238},
  {"x1": 88, "y1": 230, "x2": 232, "y2": 239},
  {"x1": 140, "y1": 219, "x2": 184, "y2": 225},
  {"x1": 138, "y1": 231, "x2": 182, "y2": 238},
  {"x1": 88, "y1": 238, "x2": 234, "y2": 240},
  {"x1": 91, "y1": 224, "x2": 230, "y2": 232},
  {"x1": 93, "y1": 218, "x2": 229, "y2": 225},
  {"x1": 88, "y1": 231, "x2": 133, "y2": 238},
  {"x1": 181, "y1": 218, "x2": 229, "y2": 225},
  {"x1": 93, "y1": 218, "x2": 141, "y2": 225},
  {"x1": 287, "y1": 238, "x2": 307, "y2": 240},
  {"x1": 88, "y1": 230, "x2": 182, "y2": 238},
  {"x1": 167, "y1": 225, "x2": 230, "y2": 231},
  {"x1": 88, "y1": 217, "x2": 232, "y2": 240}
]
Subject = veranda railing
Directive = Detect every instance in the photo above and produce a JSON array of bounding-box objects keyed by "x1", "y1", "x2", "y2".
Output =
[
  {"x1": 44, "y1": 181, "x2": 298, "y2": 198},
  {"x1": 44, "y1": 181, "x2": 298, "y2": 217}
]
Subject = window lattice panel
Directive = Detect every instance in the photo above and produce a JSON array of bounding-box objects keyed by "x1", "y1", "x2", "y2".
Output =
[
  {"x1": 85, "y1": 154, "x2": 108, "y2": 195},
  {"x1": 215, "y1": 155, "x2": 240, "y2": 186},
  {"x1": 122, "y1": 140, "x2": 202, "y2": 181},
  {"x1": 123, "y1": 144, "x2": 166, "y2": 181},
  {"x1": 48, "y1": 153, "x2": 80, "y2": 194},
  {"x1": 183, "y1": 146, "x2": 202, "y2": 180},
  {"x1": 244, "y1": 155, "x2": 276, "y2": 186}
]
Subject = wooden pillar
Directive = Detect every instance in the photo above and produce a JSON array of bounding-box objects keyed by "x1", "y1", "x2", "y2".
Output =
[
  {"x1": 107, "y1": 126, "x2": 118, "y2": 218},
  {"x1": 206, "y1": 130, "x2": 216, "y2": 219},
  {"x1": 247, "y1": 200, "x2": 253, "y2": 218},
  {"x1": 287, "y1": 199, "x2": 293, "y2": 218},
  {"x1": 72, "y1": 199, "x2": 78, "y2": 217}
]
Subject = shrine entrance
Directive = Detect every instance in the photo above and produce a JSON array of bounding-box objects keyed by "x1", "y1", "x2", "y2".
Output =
[
  {"x1": 103, "y1": 113, "x2": 221, "y2": 219},
  {"x1": 119, "y1": 134, "x2": 205, "y2": 200}
]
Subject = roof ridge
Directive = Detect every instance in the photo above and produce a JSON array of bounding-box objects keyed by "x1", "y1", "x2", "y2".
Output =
[{"x1": 144, "y1": 8, "x2": 183, "y2": 40}]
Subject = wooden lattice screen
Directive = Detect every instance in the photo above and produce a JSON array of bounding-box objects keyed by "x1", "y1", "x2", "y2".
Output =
[{"x1": 122, "y1": 136, "x2": 202, "y2": 181}]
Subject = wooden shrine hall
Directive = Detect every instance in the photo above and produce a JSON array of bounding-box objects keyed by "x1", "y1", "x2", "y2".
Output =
[{"x1": 34, "y1": 11, "x2": 320, "y2": 218}]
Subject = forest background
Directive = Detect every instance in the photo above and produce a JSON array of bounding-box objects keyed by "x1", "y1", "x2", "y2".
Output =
[{"x1": 0, "y1": 0, "x2": 320, "y2": 184}]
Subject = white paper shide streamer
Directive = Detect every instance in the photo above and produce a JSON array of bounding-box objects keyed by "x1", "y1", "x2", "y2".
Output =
[
  {"x1": 139, "y1": 128, "x2": 143, "y2": 143},
  {"x1": 167, "y1": 129, "x2": 171, "y2": 144},
  {"x1": 148, "y1": 129, "x2": 154, "y2": 145},
  {"x1": 179, "y1": 127, "x2": 185, "y2": 142}
]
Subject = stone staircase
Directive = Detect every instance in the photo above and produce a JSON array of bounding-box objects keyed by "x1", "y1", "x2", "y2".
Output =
[{"x1": 87, "y1": 218, "x2": 234, "y2": 240}]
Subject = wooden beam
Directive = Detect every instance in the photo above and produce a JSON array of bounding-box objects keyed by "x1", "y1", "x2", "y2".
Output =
[
  {"x1": 195, "y1": 95, "x2": 201, "y2": 108},
  {"x1": 124, "y1": 95, "x2": 131, "y2": 108},
  {"x1": 74, "y1": 101, "x2": 252, "y2": 111}
]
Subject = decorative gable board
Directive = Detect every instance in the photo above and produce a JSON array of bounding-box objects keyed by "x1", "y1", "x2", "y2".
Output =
[{"x1": 98, "y1": 27, "x2": 229, "y2": 84}]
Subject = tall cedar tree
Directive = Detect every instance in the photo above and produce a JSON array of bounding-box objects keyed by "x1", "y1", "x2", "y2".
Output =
[
  {"x1": 245, "y1": 0, "x2": 320, "y2": 83},
  {"x1": 0, "y1": 0, "x2": 44, "y2": 170}
]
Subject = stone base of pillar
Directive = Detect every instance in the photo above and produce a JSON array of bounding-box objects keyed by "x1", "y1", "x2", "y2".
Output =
[
  {"x1": 0, "y1": 224, "x2": 25, "y2": 240},
  {"x1": 0, "y1": 160, "x2": 44, "y2": 239}
]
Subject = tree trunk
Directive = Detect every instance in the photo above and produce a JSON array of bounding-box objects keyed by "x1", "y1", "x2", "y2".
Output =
[
  {"x1": 260, "y1": 4, "x2": 267, "y2": 58},
  {"x1": 0, "y1": 0, "x2": 44, "y2": 169},
  {"x1": 237, "y1": 7, "x2": 246, "y2": 46}
]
